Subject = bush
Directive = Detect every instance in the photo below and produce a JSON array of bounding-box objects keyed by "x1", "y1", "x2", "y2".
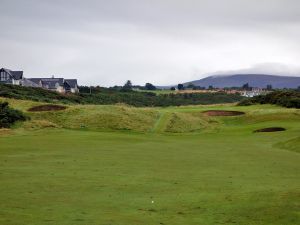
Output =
[
  {"x1": 237, "y1": 98, "x2": 255, "y2": 106},
  {"x1": 0, "y1": 102, "x2": 28, "y2": 128},
  {"x1": 237, "y1": 91, "x2": 300, "y2": 109},
  {"x1": 0, "y1": 83, "x2": 245, "y2": 107}
]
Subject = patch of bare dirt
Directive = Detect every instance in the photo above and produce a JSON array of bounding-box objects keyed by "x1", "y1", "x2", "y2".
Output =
[
  {"x1": 203, "y1": 110, "x2": 245, "y2": 116},
  {"x1": 28, "y1": 104, "x2": 67, "y2": 112},
  {"x1": 254, "y1": 127, "x2": 286, "y2": 133}
]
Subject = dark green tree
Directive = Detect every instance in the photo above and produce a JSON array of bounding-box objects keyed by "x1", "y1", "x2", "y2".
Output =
[
  {"x1": 122, "y1": 80, "x2": 133, "y2": 91},
  {"x1": 145, "y1": 83, "x2": 156, "y2": 90},
  {"x1": 186, "y1": 83, "x2": 195, "y2": 89},
  {"x1": 177, "y1": 84, "x2": 184, "y2": 90},
  {"x1": 242, "y1": 83, "x2": 249, "y2": 90}
]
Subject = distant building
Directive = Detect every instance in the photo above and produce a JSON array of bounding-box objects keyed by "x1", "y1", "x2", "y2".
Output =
[
  {"x1": 1, "y1": 67, "x2": 80, "y2": 93},
  {"x1": 0, "y1": 68, "x2": 23, "y2": 85},
  {"x1": 63, "y1": 79, "x2": 79, "y2": 93},
  {"x1": 25, "y1": 77, "x2": 79, "y2": 93},
  {"x1": 241, "y1": 88, "x2": 264, "y2": 98}
]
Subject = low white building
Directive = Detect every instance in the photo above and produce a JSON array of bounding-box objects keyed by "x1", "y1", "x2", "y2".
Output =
[{"x1": 241, "y1": 88, "x2": 264, "y2": 98}]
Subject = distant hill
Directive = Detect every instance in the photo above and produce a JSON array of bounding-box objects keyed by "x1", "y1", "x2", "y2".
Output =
[{"x1": 184, "y1": 74, "x2": 300, "y2": 89}]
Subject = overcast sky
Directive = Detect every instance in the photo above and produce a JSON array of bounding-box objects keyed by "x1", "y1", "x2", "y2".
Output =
[{"x1": 1, "y1": 0, "x2": 300, "y2": 86}]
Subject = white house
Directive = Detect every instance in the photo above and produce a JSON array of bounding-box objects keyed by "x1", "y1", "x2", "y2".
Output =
[{"x1": 241, "y1": 88, "x2": 264, "y2": 98}]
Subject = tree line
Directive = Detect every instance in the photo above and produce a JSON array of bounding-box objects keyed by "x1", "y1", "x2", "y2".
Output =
[
  {"x1": 0, "y1": 83, "x2": 244, "y2": 107},
  {"x1": 238, "y1": 90, "x2": 300, "y2": 108}
]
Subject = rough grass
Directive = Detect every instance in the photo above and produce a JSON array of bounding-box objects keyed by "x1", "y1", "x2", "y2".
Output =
[
  {"x1": 22, "y1": 120, "x2": 60, "y2": 130},
  {"x1": 2, "y1": 97, "x2": 299, "y2": 134},
  {"x1": 165, "y1": 112, "x2": 218, "y2": 133},
  {"x1": 0, "y1": 128, "x2": 12, "y2": 136},
  {"x1": 1, "y1": 98, "x2": 159, "y2": 132},
  {"x1": 29, "y1": 105, "x2": 159, "y2": 132},
  {"x1": 275, "y1": 137, "x2": 300, "y2": 153}
]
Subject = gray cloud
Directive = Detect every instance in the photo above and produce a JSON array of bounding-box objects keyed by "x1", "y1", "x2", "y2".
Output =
[
  {"x1": 210, "y1": 63, "x2": 300, "y2": 76},
  {"x1": 0, "y1": 0, "x2": 299, "y2": 86}
]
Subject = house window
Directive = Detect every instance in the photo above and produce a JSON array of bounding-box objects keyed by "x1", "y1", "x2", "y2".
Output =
[{"x1": 0, "y1": 71, "x2": 9, "y2": 81}]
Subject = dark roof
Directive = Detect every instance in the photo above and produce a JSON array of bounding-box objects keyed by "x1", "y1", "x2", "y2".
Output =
[
  {"x1": 41, "y1": 78, "x2": 64, "y2": 86},
  {"x1": 27, "y1": 77, "x2": 78, "y2": 89},
  {"x1": 64, "y1": 79, "x2": 78, "y2": 88},
  {"x1": 12, "y1": 71, "x2": 23, "y2": 80},
  {"x1": 27, "y1": 78, "x2": 42, "y2": 85},
  {"x1": 28, "y1": 78, "x2": 64, "y2": 89},
  {"x1": 0, "y1": 68, "x2": 23, "y2": 80},
  {"x1": 21, "y1": 79, "x2": 41, "y2": 87}
]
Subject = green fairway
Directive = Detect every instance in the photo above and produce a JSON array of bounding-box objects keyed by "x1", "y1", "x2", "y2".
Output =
[{"x1": 0, "y1": 99, "x2": 299, "y2": 225}]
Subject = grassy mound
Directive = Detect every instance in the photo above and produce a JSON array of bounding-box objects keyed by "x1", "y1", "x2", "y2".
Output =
[
  {"x1": 165, "y1": 112, "x2": 218, "y2": 133},
  {"x1": 29, "y1": 104, "x2": 159, "y2": 132},
  {"x1": 1, "y1": 97, "x2": 299, "y2": 134},
  {"x1": 22, "y1": 120, "x2": 60, "y2": 130},
  {"x1": 275, "y1": 137, "x2": 300, "y2": 153}
]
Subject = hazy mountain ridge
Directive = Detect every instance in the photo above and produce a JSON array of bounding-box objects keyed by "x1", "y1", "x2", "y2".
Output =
[{"x1": 184, "y1": 74, "x2": 300, "y2": 88}]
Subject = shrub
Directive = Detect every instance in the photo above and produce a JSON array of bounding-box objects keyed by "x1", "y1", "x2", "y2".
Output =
[
  {"x1": 0, "y1": 102, "x2": 28, "y2": 128},
  {"x1": 0, "y1": 83, "x2": 245, "y2": 107},
  {"x1": 237, "y1": 91, "x2": 300, "y2": 109}
]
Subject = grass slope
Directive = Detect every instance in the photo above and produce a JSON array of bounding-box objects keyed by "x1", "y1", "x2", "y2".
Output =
[
  {"x1": 1, "y1": 98, "x2": 159, "y2": 132},
  {"x1": 0, "y1": 98, "x2": 299, "y2": 225},
  {"x1": 3, "y1": 97, "x2": 299, "y2": 134}
]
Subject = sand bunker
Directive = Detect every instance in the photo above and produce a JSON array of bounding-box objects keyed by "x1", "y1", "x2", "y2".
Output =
[
  {"x1": 28, "y1": 104, "x2": 67, "y2": 112},
  {"x1": 254, "y1": 127, "x2": 286, "y2": 133},
  {"x1": 203, "y1": 110, "x2": 245, "y2": 116}
]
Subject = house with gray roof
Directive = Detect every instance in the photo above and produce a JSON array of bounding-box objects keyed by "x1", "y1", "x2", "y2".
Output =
[
  {"x1": 64, "y1": 79, "x2": 79, "y2": 93},
  {"x1": 1, "y1": 67, "x2": 79, "y2": 93},
  {"x1": 26, "y1": 77, "x2": 79, "y2": 93},
  {"x1": 0, "y1": 68, "x2": 23, "y2": 85}
]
